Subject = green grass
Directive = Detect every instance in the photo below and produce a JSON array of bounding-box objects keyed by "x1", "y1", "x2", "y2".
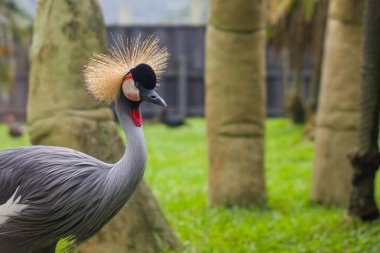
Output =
[
  {"x1": 0, "y1": 124, "x2": 30, "y2": 150},
  {"x1": 1, "y1": 119, "x2": 380, "y2": 252}
]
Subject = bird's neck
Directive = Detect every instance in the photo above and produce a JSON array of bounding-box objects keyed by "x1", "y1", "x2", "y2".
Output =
[{"x1": 107, "y1": 94, "x2": 146, "y2": 193}]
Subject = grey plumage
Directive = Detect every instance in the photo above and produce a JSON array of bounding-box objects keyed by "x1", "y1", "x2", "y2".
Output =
[
  {"x1": 0, "y1": 93, "x2": 150, "y2": 252},
  {"x1": 0, "y1": 35, "x2": 168, "y2": 253}
]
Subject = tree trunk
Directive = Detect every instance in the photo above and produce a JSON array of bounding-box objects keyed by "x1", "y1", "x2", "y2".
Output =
[
  {"x1": 27, "y1": 0, "x2": 181, "y2": 252},
  {"x1": 206, "y1": 0, "x2": 266, "y2": 207},
  {"x1": 285, "y1": 64, "x2": 306, "y2": 124},
  {"x1": 285, "y1": 94, "x2": 306, "y2": 124},
  {"x1": 303, "y1": 0, "x2": 329, "y2": 141},
  {"x1": 307, "y1": 0, "x2": 329, "y2": 116},
  {"x1": 310, "y1": 0, "x2": 364, "y2": 206},
  {"x1": 347, "y1": 0, "x2": 380, "y2": 221},
  {"x1": 308, "y1": 63, "x2": 321, "y2": 115}
]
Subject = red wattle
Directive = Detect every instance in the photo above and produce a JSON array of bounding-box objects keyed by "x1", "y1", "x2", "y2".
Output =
[{"x1": 130, "y1": 109, "x2": 142, "y2": 127}]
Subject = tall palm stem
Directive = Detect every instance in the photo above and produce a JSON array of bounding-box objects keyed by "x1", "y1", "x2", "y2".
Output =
[{"x1": 348, "y1": 0, "x2": 380, "y2": 221}]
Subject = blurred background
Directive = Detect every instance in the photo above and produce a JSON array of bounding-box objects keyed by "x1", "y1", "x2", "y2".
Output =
[
  {"x1": 1, "y1": 0, "x2": 380, "y2": 252},
  {"x1": 0, "y1": 0, "x2": 317, "y2": 120}
]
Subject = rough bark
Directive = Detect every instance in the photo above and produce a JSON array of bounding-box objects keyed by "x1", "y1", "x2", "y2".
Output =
[
  {"x1": 310, "y1": 0, "x2": 364, "y2": 206},
  {"x1": 28, "y1": 0, "x2": 181, "y2": 252},
  {"x1": 206, "y1": 0, "x2": 266, "y2": 207},
  {"x1": 347, "y1": 0, "x2": 380, "y2": 221}
]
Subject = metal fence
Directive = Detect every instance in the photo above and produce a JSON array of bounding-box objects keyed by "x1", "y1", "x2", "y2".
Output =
[
  {"x1": 107, "y1": 26, "x2": 207, "y2": 117},
  {"x1": 0, "y1": 25, "x2": 312, "y2": 120}
]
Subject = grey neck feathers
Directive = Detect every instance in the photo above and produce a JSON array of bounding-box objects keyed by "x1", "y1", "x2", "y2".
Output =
[{"x1": 105, "y1": 93, "x2": 146, "y2": 197}]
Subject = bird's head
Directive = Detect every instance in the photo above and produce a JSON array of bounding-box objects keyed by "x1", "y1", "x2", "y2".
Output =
[
  {"x1": 83, "y1": 35, "x2": 169, "y2": 127},
  {"x1": 121, "y1": 63, "x2": 166, "y2": 126}
]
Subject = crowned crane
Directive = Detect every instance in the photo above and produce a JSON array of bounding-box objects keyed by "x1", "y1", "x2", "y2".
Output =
[{"x1": 0, "y1": 36, "x2": 168, "y2": 253}]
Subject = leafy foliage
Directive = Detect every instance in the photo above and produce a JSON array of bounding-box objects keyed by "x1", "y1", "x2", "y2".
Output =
[
  {"x1": 0, "y1": 0, "x2": 32, "y2": 94},
  {"x1": 0, "y1": 0, "x2": 32, "y2": 43},
  {"x1": 268, "y1": 0, "x2": 329, "y2": 121},
  {"x1": 267, "y1": 0, "x2": 328, "y2": 71}
]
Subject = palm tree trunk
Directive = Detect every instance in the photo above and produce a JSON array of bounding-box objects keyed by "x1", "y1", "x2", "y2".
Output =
[
  {"x1": 308, "y1": 63, "x2": 321, "y2": 114},
  {"x1": 206, "y1": 0, "x2": 266, "y2": 207},
  {"x1": 281, "y1": 48, "x2": 290, "y2": 102},
  {"x1": 286, "y1": 63, "x2": 306, "y2": 124},
  {"x1": 308, "y1": 0, "x2": 328, "y2": 115},
  {"x1": 347, "y1": 0, "x2": 380, "y2": 221},
  {"x1": 310, "y1": 0, "x2": 364, "y2": 206}
]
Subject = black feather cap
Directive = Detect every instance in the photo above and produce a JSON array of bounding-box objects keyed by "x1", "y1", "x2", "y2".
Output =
[{"x1": 130, "y1": 63, "x2": 157, "y2": 90}]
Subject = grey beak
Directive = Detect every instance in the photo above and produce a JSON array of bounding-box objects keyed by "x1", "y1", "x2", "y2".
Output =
[{"x1": 140, "y1": 88, "x2": 167, "y2": 107}]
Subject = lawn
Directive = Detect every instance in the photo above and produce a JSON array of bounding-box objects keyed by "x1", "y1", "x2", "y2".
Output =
[{"x1": 1, "y1": 118, "x2": 380, "y2": 253}]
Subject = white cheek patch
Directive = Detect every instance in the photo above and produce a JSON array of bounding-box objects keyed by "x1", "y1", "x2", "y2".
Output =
[
  {"x1": 0, "y1": 187, "x2": 28, "y2": 225},
  {"x1": 122, "y1": 79, "x2": 140, "y2": 101}
]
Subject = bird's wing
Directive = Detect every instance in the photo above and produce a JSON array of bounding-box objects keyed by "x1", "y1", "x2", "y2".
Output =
[
  {"x1": 0, "y1": 148, "x2": 21, "y2": 205},
  {"x1": 0, "y1": 146, "x2": 113, "y2": 251},
  {"x1": 0, "y1": 146, "x2": 111, "y2": 205}
]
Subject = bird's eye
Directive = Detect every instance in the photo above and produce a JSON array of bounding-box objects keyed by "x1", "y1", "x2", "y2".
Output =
[{"x1": 135, "y1": 82, "x2": 140, "y2": 88}]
